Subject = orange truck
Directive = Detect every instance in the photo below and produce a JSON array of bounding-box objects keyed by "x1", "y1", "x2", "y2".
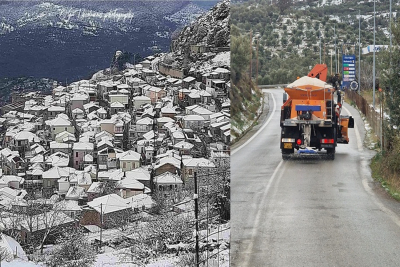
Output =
[{"x1": 280, "y1": 64, "x2": 354, "y2": 160}]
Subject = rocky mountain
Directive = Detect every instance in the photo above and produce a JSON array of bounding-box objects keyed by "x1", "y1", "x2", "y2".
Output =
[
  {"x1": 0, "y1": 0, "x2": 218, "y2": 81},
  {"x1": 171, "y1": 0, "x2": 230, "y2": 53}
]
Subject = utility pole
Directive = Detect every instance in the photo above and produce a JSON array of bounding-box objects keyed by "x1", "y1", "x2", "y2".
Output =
[
  {"x1": 358, "y1": 10, "x2": 361, "y2": 94},
  {"x1": 100, "y1": 203, "x2": 103, "y2": 251},
  {"x1": 256, "y1": 38, "x2": 259, "y2": 86},
  {"x1": 249, "y1": 30, "x2": 253, "y2": 79},
  {"x1": 334, "y1": 25, "x2": 337, "y2": 73},
  {"x1": 319, "y1": 34, "x2": 322, "y2": 64},
  {"x1": 390, "y1": 0, "x2": 393, "y2": 96},
  {"x1": 194, "y1": 171, "x2": 199, "y2": 267},
  {"x1": 373, "y1": 0, "x2": 376, "y2": 108}
]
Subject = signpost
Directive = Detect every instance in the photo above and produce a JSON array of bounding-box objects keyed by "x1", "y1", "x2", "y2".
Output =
[{"x1": 342, "y1": 54, "x2": 356, "y2": 90}]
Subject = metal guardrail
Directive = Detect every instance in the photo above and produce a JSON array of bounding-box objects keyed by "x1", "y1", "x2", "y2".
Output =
[{"x1": 257, "y1": 84, "x2": 287, "y2": 89}]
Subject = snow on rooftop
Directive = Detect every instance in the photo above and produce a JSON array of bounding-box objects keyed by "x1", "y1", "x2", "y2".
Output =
[
  {"x1": 87, "y1": 194, "x2": 130, "y2": 214},
  {"x1": 154, "y1": 171, "x2": 182, "y2": 184}
]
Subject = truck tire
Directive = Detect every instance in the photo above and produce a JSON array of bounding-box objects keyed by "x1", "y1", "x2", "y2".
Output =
[
  {"x1": 326, "y1": 147, "x2": 335, "y2": 160},
  {"x1": 282, "y1": 148, "x2": 294, "y2": 160}
]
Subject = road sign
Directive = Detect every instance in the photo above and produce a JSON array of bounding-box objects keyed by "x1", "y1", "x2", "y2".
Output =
[{"x1": 342, "y1": 55, "x2": 356, "y2": 89}]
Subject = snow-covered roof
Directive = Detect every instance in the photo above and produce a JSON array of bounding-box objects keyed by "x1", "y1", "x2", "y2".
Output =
[
  {"x1": 71, "y1": 93, "x2": 88, "y2": 101},
  {"x1": 133, "y1": 95, "x2": 151, "y2": 101},
  {"x1": 98, "y1": 169, "x2": 124, "y2": 181},
  {"x1": 154, "y1": 172, "x2": 183, "y2": 185},
  {"x1": 73, "y1": 142, "x2": 94, "y2": 151},
  {"x1": 84, "y1": 154, "x2": 93, "y2": 162},
  {"x1": 87, "y1": 182, "x2": 104, "y2": 194},
  {"x1": 183, "y1": 157, "x2": 215, "y2": 168},
  {"x1": 45, "y1": 152, "x2": 69, "y2": 167},
  {"x1": 186, "y1": 105, "x2": 213, "y2": 115},
  {"x1": 183, "y1": 76, "x2": 196, "y2": 83},
  {"x1": 13, "y1": 131, "x2": 40, "y2": 142},
  {"x1": 87, "y1": 194, "x2": 131, "y2": 214},
  {"x1": 174, "y1": 141, "x2": 194, "y2": 150},
  {"x1": 110, "y1": 101, "x2": 125, "y2": 108},
  {"x1": 155, "y1": 156, "x2": 181, "y2": 170},
  {"x1": 50, "y1": 141, "x2": 71, "y2": 149},
  {"x1": 72, "y1": 108, "x2": 84, "y2": 114},
  {"x1": 116, "y1": 150, "x2": 141, "y2": 161},
  {"x1": 46, "y1": 115, "x2": 71, "y2": 127},
  {"x1": 29, "y1": 154, "x2": 44, "y2": 164},
  {"x1": 142, "y1": 130, "x2": 156, "y2": 141},
  {"x1": 97, "y1": 107, "x2": 107, "y2": 114},
  {"x1": 125, "y1": 168, "x2": 151, "y2": 181},
  {"x1": 126, "y1": 193, "x2": 154, "y2": 209},
  {"x1": 157, "y1": 117, "x2": 175, "y2": 123},
  {"x1": 65, "y1": 186, "x2": 86, "y2": 200},
  {"x1": 136, "y1": 117, "x2": 153, "y2": 125},
  {"x1": 117, "y1": 177, "x2": 145, "y2": 190},
  {"x1": 42, "y1": 166, "x2": 72, "y2": 179},
  {"x1": 183, "y1": 114, "x2": 205, "y2": 121},
  {"x1": 47, "y1": 105, "x2": 65, "y2": 112},
  {"x1": 56, "y1": 131, "x2": 76, "y2": 142},
  {"x1": 0, "y1": 175, "x2": 24, "y2": 185}
]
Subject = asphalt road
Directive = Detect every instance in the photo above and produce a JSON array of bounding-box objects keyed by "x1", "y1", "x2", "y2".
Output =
[{"x1": 231, "y1": 89, "x2": 400, "y2": 267}]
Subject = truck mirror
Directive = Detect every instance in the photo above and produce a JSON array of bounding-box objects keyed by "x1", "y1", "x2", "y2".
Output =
[
  {"x1": 283, "y1": 93, "x2": 288, "y2": 104},
  {"x1": 348, "y1": 116, "x2": 354, "y2": 128}
]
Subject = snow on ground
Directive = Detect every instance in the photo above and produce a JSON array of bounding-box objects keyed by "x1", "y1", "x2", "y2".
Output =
[
  {"x1": 211, "y1": 51, "x2": 230, "y2": 67},
  {"x1": 2, "y1": 260, "x2": 42, "y2": 267},
  {"x1": 95, "y1": 247, "x2": 135, "y2": 267}
]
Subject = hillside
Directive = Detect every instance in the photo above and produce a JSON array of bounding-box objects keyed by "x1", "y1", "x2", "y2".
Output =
[
  {"x1": 163, "y1": 0, "x2": 230, "y2": 73},
  {"x1": 0, "y1": 1, "x2": 218, "y2": 81},
  {"x1": 231, "y1": 0, "x2": 397, "y2": 85},
  {"x1": 171, "y1": 0, "x2": 230, "y2": 53}
]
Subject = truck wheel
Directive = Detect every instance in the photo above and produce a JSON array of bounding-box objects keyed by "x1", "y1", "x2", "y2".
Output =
[
  {"x1": 326, "y1": 148, "x2": 335, "y2": 160},
  {"x1": 282, "y1": 149, "x2": 294, "y2": 160}
]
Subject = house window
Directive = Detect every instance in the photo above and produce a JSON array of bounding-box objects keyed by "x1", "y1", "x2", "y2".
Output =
[
  {"x1": 170, "y1": 185, "x2": 173, "y2": 190},
  {"x1": 76, "y1": 161, "x2": 78, "y2": 166},
  {"x1": 53, "y1": 128, "x2": 55, "y2": 131},
  {"x1": 76, "y1": 152, "x2": 78, "y2": 157},
  {"x1": 65, "y1": 127, "x2": 67, "y2": 131},
  {"x1": 189, "y1": 169, "x2": 193, "y2": 175},
  {"x1": 123, "y1": 162, "x2": 126, "y2": 168}
]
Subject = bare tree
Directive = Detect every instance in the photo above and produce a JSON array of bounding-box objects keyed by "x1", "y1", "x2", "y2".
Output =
[
  {"x1": 46, "y1": 229, "x2": 96, "y2": 267},
  {"x1": 0, "y1": 247, "x2": 11, "y2": 267},
  {"x1": 38, "y1": 201, "x2": 70, "y2": 254}
]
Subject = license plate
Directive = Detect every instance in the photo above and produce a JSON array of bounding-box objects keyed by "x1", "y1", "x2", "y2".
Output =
[{"x1": 283, "y1": 143, "x2": 292, "y2": 149}]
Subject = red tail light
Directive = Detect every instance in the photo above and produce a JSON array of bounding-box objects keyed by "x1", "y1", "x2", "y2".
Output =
[
  {"x1": 321, "y1": 139, "x2": 334, "y2": 144},
  {"x1": 296, "y1": 139, "x2": 302, "y2": 145}
]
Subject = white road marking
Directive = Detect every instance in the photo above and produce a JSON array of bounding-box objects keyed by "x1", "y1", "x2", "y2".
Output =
[
  {"x1": 343, "y1": 105, "x2": 400, "y2": 228},
  {"x1": 232, "y1": 90, "x2": 277, "y2": 155},
  {"x1": 242, "y1": 160, "x2": 285, "y2": 267}
]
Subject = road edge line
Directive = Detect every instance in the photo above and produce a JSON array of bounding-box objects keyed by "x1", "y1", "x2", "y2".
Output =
[
  {"x1": 242, "y1": 159, "x2": 285, "y2": 267},
  {"x1": 232, "y1": 90, "x2": 276, "y2": 156}
]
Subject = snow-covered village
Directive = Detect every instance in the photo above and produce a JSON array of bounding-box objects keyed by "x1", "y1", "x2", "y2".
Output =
[{"x1": 0, "y1": 1, "x2": 230, "y2": 266}]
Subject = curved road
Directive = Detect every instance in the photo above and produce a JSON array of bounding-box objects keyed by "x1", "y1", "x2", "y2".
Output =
[{"x1": 231, "y1": 89, "x2": 400, "y2": 266}]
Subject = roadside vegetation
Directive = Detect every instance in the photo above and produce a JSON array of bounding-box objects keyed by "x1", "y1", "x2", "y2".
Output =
[
  {"x1": 231, "y1": 0, "x2": 394, "y2": 85},
  {"x1": 231, "y1": 24, "x2": 262, "y2": 142},
  {"x1": 369, "y1": 17, "x2": 400, "y2": 200}
]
